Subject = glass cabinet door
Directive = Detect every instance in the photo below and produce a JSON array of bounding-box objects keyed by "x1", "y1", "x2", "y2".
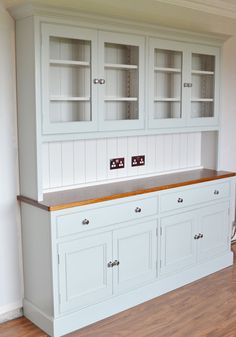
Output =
[
  {"x1": 41, "y1": 24, "x2": 98, "y2": 134},
  {"x1": 189, "y1": 46, "x2": 219, "y2": 126},
  {"x1": 148, "y1": 38, "x2": 185, "y2": 128},
  {"x1": 98, "y1": 31, "x2": 145, "y2": 131}
]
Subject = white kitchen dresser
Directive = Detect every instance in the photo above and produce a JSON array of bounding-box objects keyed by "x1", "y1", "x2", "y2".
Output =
[{"x1": 18, "y1": 169, "x2": 236, "y2": 337}]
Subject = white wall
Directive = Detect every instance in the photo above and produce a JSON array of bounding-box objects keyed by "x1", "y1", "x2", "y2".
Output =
[
  {"x1": 0, "y1": 2, "x2": 22, "y2": 319},
  {"x1": 219, "y1": 36, "x2": 236, "y2": 172}
]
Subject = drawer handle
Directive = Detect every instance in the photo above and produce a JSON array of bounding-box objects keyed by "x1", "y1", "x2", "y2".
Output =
[
  {"x1": 214, "y1": 190, "x2": 219, "y2": 195},
  {"x1": 177, "y1": 198, "x2": 183, "y2": 203},
  {"x1": 82, "y1": 219, "x2": 90, "y2": 225},
  {"x1": 135, "y1": 207, "x2": 142, "y2": 213}
]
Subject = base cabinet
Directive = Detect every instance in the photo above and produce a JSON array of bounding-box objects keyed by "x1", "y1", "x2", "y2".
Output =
[
  {"x1": 58, "y1": 232, "x2": 113, "y2": 313},
  {"x1": 160, "y1": 202, "x2": 230, "y2": 277},
  {"x1": 19, "y1": 178, "x2": 235, "y2": 337}
]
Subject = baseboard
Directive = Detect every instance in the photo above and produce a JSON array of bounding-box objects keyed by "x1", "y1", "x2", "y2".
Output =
[
  {"x1": 0, "y1": 306, "x2": 23, "y2": 324},
  {"x1": 23, "y1": 252, "x2": 233, "y2": 337}
]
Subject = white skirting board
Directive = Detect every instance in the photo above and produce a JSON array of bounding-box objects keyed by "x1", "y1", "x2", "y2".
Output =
[
  {"x1": 0, "y1": 306, "x2": 23, "y2": 324},
  {"x1": 23, "y1": 252, "x2": 233, "y2": 337}
]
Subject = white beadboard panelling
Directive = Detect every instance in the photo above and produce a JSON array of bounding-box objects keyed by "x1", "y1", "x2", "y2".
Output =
[
  {"x1": 48, "y1": 142, "x2": 62, "y2": 188},
  {"x1": 85, "y1": 139, "x2": 97, "y2": 182},
  {"x1": 61, "y1": 141, "x2": 74, "y2": 186},
  {"x1": 128, "y1": 136, "x2": 138, "y2": 176},
  {"x1": 146, "y1": 135, "x2": 156, "y2": 174},
  {"x1": 73, "y1": 140, "x2": 86, "y2": 184},
  {"x1": 137, "y1": 136, "x2": 147, "y2": 175},
  {"x1": 42, "y1": 133, "x2": 202, "y2": 191},
  {"x1": 107, "y1": 138, "x2": 118, "y2": 179},
  {"x1": 155, "y1": 135, "x2": 164, "y2": 172},
  {"x1": 96, "y1": 138, "x2": 107, "y2": 180},
  {"x1": 42, "y1": 143, "x2": 50, "y2": 188},
  {"x1": 117, "y1": 137, "x2": 128, "y2": 178}
]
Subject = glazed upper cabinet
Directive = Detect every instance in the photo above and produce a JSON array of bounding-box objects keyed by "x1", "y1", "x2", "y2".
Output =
[
  {"x1": 148, "y1": 38, "x2": 219, "y2": 128},
  {"x1": 41, "y1": 23, "x2": 145, "y2": 134}
]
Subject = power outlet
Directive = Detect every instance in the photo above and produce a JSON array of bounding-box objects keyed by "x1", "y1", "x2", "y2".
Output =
[
  {"x1": 131, "y1": 155, "x2": 145, "y2": 167},
  {"x1": 110, "y1": 157, "x2": 125, "y2": 170}
]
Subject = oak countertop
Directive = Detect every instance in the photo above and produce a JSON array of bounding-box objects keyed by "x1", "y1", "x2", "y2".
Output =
[{"x1": 17, "y1": 169, "x2": 236, "y2": 211}]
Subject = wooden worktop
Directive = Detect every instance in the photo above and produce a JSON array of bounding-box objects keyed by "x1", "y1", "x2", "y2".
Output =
[{"x1": 17, "y1": 169, "x2": 235, "y2": 211}]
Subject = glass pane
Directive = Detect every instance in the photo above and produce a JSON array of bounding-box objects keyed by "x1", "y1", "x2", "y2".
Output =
[
  {"x1": 191, "y1": 53, "x2": 215, "y2": 118},
  {"x1": 105, "y1": 43, "x2": 138, "y2": 65},
  {"x1": 154, "y1": 102, "x2": 181, "y2": 119},
  {"x1": 49, "y1": 36, "x2": 92, "y2": 123},
  {"x1": 104, "y1": 102, "x2": 138, "y2": 120},
  {"x1": 154, "y1": 49, "x2": 182, "y2": 69},
  {"x1": 191, "y1": 102, "x2": 214, "y2": 118},
  {"x1": 155, "y1": 72, "x2": 181, "y2": 99},
  {"x1": 105, "y1": 68, "x2": 138, "y2": 98},
  {"x1": 192, "y1": 53, "x2": 215, "y2": 72},
  {"x1": 50, "y1": 101, "x2": 91, "y2": 123},
  {"x1": 104, "y1": 42, "x2": 139, "y2": 121},
  {"x1": 50, "y1": 37, "x2": 91, "y2": 62}
]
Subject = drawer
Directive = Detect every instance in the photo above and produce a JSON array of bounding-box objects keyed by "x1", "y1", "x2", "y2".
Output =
[
  {"x1": 160, "y1": 181, "x2": 230, "y2": 213},
  {"x1": 57, "y1": 196, "x2": 158, "y2": 237}
]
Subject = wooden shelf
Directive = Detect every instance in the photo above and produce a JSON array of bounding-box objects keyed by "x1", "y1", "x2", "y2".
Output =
[
  {"x1": 192, "y1": 70, "x2": 214, "y2": 75},
  {"x1": 191, "y1": 98, "x2": 214, "y2": 102},
  {"x1": 104, "y1": 97, "x2": 138, "y2": 102},
  {"x1": 50, "y1": 59, "x2": 90, "y2": 67},
  {"x1": 154, "y1": 98, "x2": 180, "y2": 102},
  {"x1": 154, "y1": 67, "x2": 181, "y2": 73},
  {"x1": 50, "y1": 96, "x2": 90, "y2": 101},
  {"x1": 105, "y1": 63, "x2": 138, "y2": 70}
]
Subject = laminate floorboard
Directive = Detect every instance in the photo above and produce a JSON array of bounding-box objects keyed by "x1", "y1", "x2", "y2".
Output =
[{"x1": 1, "y1": 245, "x2": 236, "y2": 337}]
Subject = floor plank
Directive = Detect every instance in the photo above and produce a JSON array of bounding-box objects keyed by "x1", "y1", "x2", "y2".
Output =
[{"x1": 1, "y1": 245, "x2": 236, "y2": 337}]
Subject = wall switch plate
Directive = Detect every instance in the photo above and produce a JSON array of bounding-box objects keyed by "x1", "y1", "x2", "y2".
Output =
[
  {"x1": 110, "y1": 157, "x2": 125, "y2": 170},
  {"x1": 131, "y1": 155, "x2": 145, "y2": 167}
]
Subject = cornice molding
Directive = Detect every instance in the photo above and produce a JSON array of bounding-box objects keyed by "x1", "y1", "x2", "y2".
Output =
[{"x1": 155, "y1": 0, "x2": 236, "y2": 19}]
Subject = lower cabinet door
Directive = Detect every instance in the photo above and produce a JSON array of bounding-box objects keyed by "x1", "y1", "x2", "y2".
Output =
[
  {"x1": 160, "y1": 212, "x2": 198, "y2": 276},
  {"x1": 58, "y1": 232, "x2": 113, "y2": 313},
  {"x1": 197, "y1": 202, "x2": 229, "y2": 263},
  {"x1": 113, "y1": 220, "x2": 157, "y2": 295}
]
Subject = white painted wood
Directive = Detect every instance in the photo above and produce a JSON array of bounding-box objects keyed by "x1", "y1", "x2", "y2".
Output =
[
  {"x1": 197, "y1": 202, "x2": 229, "y2": 263},
  {"x1": 58, "y1": 232, "x2": 113, "y2": 312},
  {"x1": 42, "y1": 132, "x2": 202, "y2": 191},
  {"x1": 113, "y1": 220, "x2": 157, "y2": 295},
  {"x1": 160, "y1": 211, "x2": 198, "y2": 276},
  {"x1": 21, "y1": 204, "x2": 53, "y2": 316}
]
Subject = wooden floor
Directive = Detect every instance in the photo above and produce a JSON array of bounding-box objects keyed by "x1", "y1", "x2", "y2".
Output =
[{"x1": 1, "y1": 246, "x2": 236, "y2": 337}]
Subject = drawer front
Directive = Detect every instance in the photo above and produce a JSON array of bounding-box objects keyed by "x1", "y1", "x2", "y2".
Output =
[
  {"x1": 160, "y1": 181, "x2": 230, "y2": 213},
  {"x1": 57, "y1": 197, "x2": 158, "y2": 237}
]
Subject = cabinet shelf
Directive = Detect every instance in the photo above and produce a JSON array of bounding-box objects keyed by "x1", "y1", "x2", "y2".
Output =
[
  {"x1": 104, "y1": 97, "x2": 138, "y2": 102},
  {"x1": 154, "y1": 98, "x2": 180, "y2": 102},
  {"x1": 50, "y1": 96, "x2": 90, "y2": 101},
  {"x1": 50, "y1": 59, "x2": 90, "y2": 67},
  {"x1": 192, "y1": 70, "x2": 214, "y2": 75},
  {"x1": 105, "y1": 63, "x2": 138, "y2": 70},
  {"x1": 154, "y1": 67, "x2": 181, "y2": 73},
  {"x1": 191, "y1": 98, "x2": 214, "y2": 102}
]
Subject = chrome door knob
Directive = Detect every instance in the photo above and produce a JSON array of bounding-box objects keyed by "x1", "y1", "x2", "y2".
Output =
[
  {"x1": 135, "y1": 207, "x2": 142, "y2": 213},
  {"x1": 82, "y1": 219, "x2": 89, "y2": 225},
  {"x1": 107, "y1": 261, "x2": 113, "y2": 268},
  {"x1": 194, "y1": 234, "x2": 199, "y2": 240},
  {"x1": 214, "y1": 190, "x2": 219, "y2": 195},
  {"x1": 93, "y1": 78, "x2": 99, "y2": 84},
  {"x1": 177, "y1": 198, "x2": 183, "y2": 203},
  {"x1": 99, "y1": 78, "x2": 106, "y2": 84}
]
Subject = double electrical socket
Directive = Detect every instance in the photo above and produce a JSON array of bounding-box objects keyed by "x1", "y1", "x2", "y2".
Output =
[{"x1": 110, "y1": 155, "x2": 145, "y2": 170}]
